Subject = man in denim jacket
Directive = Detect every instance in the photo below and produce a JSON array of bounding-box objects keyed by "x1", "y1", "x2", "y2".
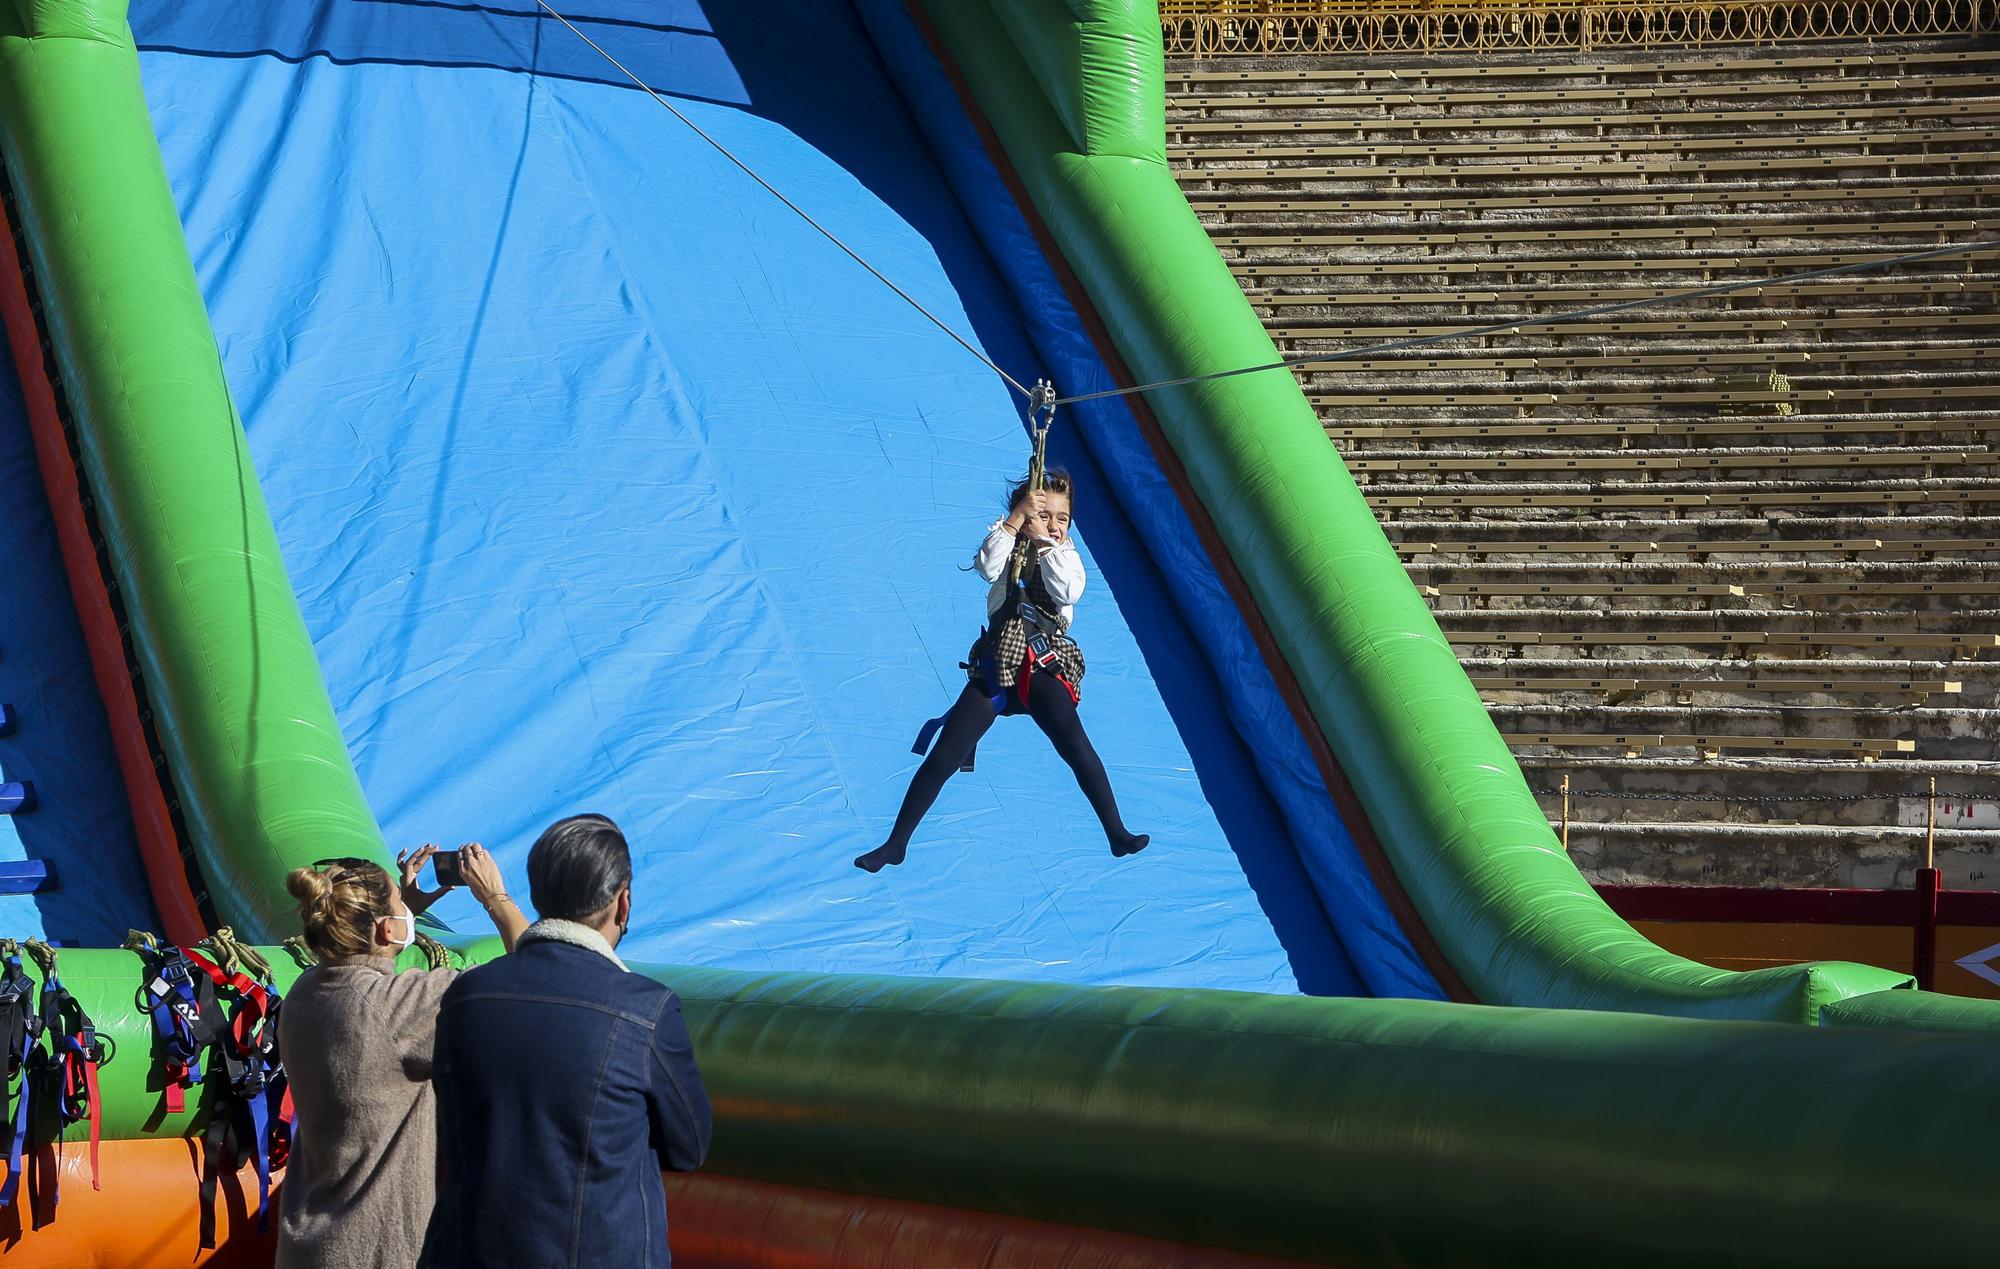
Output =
[{"x1": 419, "y1": 815, "x2": 711, "y2": 1268}]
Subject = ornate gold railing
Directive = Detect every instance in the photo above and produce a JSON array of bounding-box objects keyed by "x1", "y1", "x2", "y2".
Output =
[{"x1": 1159, "y1": 0, "x2": 2000, "y2": 56}]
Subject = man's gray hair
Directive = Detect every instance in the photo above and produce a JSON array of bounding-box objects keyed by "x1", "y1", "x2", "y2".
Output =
[{"x1": 527, "y1": 814, "x2": 633, "y2": 921}]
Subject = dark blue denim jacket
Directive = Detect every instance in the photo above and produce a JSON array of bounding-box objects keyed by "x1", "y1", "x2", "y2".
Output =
[{"x1": 418, "y1": 939, "x2": 712, "y2": 1268}]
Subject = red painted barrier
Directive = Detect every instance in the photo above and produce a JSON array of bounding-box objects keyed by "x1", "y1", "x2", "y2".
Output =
[
  {"x1": 0, "y1": 195, "x2": 206, "y2": 943},
  {"x1": 1599, "y1": 882, "x2": 2000, "y2": 999},
  {"x1": 1914, "y1": 868, "x2": 1942, "y2": 991}
]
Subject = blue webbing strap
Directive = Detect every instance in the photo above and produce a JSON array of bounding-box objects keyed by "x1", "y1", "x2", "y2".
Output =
[
  {"x1": 910, "y1": 623, "x2": 1008, "y2": 773},
  {"x1": 245, "y1": 1081, "x2": 271, "y2": 1225},
  {"x1": 0, "y1": 948, "x2": 39, "y2": 1210},
  {"x1": 143, "y1": 951, "x2": 206, "y2": 1112},
  {"x1": 37, "y1": 971, "x2": 59, "y2": 1207},
  {"x1": 0, "y1": 1062, "x2": 27, "y2": 1210}
]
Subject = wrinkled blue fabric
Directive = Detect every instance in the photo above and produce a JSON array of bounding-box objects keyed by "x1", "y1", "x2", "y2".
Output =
[
  {"x1": 856, "y1": 0, "x2": 1440, "y2": 1000},
  {"x1": 129, "y1": 0, "x2": 1336, "y2": 992}
]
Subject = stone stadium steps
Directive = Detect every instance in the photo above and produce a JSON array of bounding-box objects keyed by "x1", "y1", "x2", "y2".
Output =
[{"x1": 1170, "y1": 37, "x2": 1999, "y2": 884}]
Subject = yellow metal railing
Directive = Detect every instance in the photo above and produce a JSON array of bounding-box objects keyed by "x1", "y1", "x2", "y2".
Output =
[{"x1": 1158, "y1": 0, "x2": 2000, "y2": 55}]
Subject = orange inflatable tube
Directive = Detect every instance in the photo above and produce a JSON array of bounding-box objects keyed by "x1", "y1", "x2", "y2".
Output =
[{"x1": 0, "y1": 1138, "x2": 273, "y2": 1268}]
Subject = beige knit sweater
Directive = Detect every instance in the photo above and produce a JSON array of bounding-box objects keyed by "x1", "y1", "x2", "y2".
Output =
[{"x1": 276, "y1": 959, "x2": 457, "y2": 1269}]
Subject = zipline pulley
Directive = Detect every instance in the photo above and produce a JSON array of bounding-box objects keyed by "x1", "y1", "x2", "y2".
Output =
[{"x1": 1009, "y1": 379, "x2": 1059, "y2": 588}]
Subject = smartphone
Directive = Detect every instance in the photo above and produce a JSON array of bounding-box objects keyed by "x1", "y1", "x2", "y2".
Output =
[{"x1": 432, "y1": 849, "x2": 464, "y2": 889}]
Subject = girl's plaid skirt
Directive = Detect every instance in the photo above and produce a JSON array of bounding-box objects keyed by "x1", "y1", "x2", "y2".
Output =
[{"x1": 966, "y1": 605, "x2": 1086, "y2": 697}]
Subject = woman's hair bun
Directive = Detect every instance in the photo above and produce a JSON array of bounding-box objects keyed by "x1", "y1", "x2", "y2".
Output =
[
  {"x1": 287, "y1": 859, "x2": 394, "y2": 962},
  {"x1": 286, "y1": 865, "x2": 332, "y2": 906}
]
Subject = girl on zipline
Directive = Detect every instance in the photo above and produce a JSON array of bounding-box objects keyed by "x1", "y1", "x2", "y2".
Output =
[{"x1": 855, "y1": 471, "x2": 1150, "y2": 873}]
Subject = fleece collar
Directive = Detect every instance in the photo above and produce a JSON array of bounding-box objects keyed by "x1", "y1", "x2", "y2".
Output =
[{"x1": 518, "y1": 918, "x2": 628, "y2": 972}]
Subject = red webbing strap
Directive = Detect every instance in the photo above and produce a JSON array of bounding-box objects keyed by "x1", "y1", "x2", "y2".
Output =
[
  {"x1": 272, "y1": 1084, "x2": 295, "y2": 1169},
  {"x1": 180, "y1": 948, "x2": 260, "y2": 1003},
  {"x1": 1013, "y1": 648, "x2": 1078, "y2": 710},
  {"x1": 184, "y1": 947, "x2": 274, "y2": 1054},
  {"x1": 52, "y1": 1026, "x2": 102, "y2": 1190}
]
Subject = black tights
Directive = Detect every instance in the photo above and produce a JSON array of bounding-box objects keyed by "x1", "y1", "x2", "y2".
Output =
[{"x1": 856, "y1": 676, "x2": 1149, "y2": 872}]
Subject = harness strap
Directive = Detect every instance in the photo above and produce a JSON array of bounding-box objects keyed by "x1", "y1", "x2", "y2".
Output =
[
  {"x1": 37, "y1": 969, "x2": 102, "y2": 1196},
  {"x1": 910, "y1": 627, "x2": 1009, "y2": 773},
  {"x1": 1, "y1": 1056, "x2": 28, "y2": 1211},
  {"x1": 197, "y1": 1104, "x2": 230, "y2": 1250},
  {"x1": 272, "y1": 1082, "x2": 296, "y2": 1170},
  {"x1": 0, "y1": 947, "x2": 42, "y2": 1211},
  {"x1": 188, "y1": 946, "x2": 284, "y2": 1235},
  {"x1": 81, "y1": 1047, "x2": 98, "y2": 1193},
  {"x1": 183, "y1": 947, "x2": 265, "y2": 1007},
  {"x1": 141, "y1": 949, "x2": 212, "y2": 1114},
  {"x1": 245, "y1": 1080, "x2": 271, "y2": 1226}
]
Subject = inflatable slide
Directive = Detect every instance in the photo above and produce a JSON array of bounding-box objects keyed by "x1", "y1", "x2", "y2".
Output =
[{"x1": 0, "y1": 1, "x2": 1993, "y2": 1264}]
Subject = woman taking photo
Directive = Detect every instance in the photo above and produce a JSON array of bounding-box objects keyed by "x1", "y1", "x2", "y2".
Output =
[{"x1": 275, "y1": 843, "x2": 526, "y2": 1269}]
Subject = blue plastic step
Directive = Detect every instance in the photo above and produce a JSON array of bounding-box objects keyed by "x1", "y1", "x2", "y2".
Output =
[
  {"x1": 0, "y1": 861, "x2": 55, "y2": 895},
  {"x1": 0, "y1": 781, "x2": 35, "y2": 814}
]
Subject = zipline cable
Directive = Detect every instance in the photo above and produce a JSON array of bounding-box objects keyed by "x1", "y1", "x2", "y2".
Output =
[
  {"x1": 534, "y1": 3, "x2": 1998, "y2": 429},
  {"x1": 532, "y1": 0, "x2": 1036, "y2": 403},
  {"x1": 1048, "y1": 237, "x2": 2000, "y2": 407}
]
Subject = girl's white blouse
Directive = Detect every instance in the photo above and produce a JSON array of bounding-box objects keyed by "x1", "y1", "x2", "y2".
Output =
[{"x1": 973, "y1": 519, "x2": 1084, "y2": 628}]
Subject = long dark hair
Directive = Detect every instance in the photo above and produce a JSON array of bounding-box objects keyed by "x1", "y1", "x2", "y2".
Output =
[{"x1": 1006, "y1": 468, "x2": 1074, "y2": 512}]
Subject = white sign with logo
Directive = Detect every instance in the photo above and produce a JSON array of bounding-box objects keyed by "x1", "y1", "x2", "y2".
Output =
[{"x1": 1896, "y1": 799, "x2": 2000, "y2": 831}]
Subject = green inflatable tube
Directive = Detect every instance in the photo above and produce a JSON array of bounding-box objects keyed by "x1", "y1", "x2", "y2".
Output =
[
  {"x1": 0, "y1": 0, "x2": 395, "y2": 943},
  {"x1": 1822, "y1": 987, "x2": 2000, "y2": 1033},
  {"x1": 30, "y1": 945, "x2": 1999, "y2": 1267},
  {"x1": 916, "y1": 0, "x2": 1910, "y2": 1019}
]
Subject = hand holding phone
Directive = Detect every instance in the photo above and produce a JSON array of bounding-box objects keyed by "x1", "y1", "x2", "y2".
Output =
[{"x1": 431, "y1": 848, "x2": 464, "y2": 889}]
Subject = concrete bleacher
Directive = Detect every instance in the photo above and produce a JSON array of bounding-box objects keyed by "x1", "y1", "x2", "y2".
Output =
[{"x1": 1168, "y1": 37, "x2": 2000, "y2": 888}]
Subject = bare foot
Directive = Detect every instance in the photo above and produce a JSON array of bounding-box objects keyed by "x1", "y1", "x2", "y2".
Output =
[{"x1": 1112, "y1": 833, "x2": 1150, "y2": 859}]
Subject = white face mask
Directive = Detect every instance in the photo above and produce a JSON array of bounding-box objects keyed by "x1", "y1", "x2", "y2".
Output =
[{"x1": 381, "y1": 913, "x2": 416, "y2": 950}]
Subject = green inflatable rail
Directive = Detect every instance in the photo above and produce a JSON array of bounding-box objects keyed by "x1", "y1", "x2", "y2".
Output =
[{"x1": 24, "y1": 945, "x2": 1999, "y2": 1265}]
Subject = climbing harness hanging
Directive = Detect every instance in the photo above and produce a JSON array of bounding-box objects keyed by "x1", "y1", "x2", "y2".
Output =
[
  {"x1": 126, "y1": 927, "x2": 293, "y2": 1247},
  {"x1": 24, "y1": 940, "x2": 105, "y2": 1207},
  {"x1": 180, "y1": 930, "x2": 291, "y2": 1247},
  {"x1": 130, "y1": 930, "x2": 224, "y2": 1116},
  {"x1": 0, "y1": 939, "x2": 42, "y2": 1211}
]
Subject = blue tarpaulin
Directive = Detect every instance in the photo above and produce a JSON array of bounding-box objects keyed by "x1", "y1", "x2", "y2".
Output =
[{"x1": 124, "y1": 0, "x2": 1436, "y2": 995}]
